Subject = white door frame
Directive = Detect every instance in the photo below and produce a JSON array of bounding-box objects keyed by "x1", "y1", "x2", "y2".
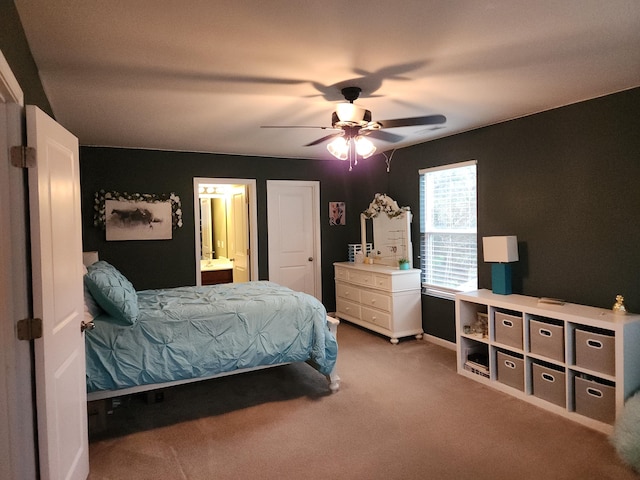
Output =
[
  {"x1": 0, "y1": 50, "x2": 37, "y2": 479},
  {"x1": 266, "y1": 180, "x2": 322, "y2": 300},
  {"x1": 193, "y1": 178, "x2": 258, "y2": 285}
]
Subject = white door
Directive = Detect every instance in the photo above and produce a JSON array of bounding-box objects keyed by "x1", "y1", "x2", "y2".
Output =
[
  {"x1": 27, "y1": 105, "x2": 89, "y2": 480},
  {"x1": 267, "y1": 180, "x2": 321, "y2": 299},
  {"x1": 0, "y1": 50, "x2": 37, "y2": 480},
  {"x1": 229, "y1": 186, "x2": 249, "y2": 282}
]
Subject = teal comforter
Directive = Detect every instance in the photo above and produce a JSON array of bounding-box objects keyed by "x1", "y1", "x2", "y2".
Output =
[{"x1": 85, "y1": 281, "x2": 338, "y2": 393}]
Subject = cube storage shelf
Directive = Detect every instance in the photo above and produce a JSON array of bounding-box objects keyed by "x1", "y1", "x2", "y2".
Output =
[{"x1": 455, "y1": 289, "x2": 640, "y2": 434}]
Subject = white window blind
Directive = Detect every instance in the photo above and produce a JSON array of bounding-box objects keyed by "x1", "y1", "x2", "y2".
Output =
[{"x1": 419, "y1": 160, "x2": 477, "y2": 299}]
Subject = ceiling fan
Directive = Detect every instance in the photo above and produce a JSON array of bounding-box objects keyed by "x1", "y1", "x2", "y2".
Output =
[{"x1": 261, "y1": 86, "x2": 446, "y2": 166}]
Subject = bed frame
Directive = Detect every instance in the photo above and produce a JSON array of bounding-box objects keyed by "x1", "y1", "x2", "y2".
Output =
[{"x1": 86, "y1": 316, "x2": 340, "y2": 402}]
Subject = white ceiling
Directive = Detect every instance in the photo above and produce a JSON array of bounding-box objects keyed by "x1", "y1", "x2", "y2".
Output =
[{"x1": 14, "y1": 0, "x2": 640, "y2": 160}]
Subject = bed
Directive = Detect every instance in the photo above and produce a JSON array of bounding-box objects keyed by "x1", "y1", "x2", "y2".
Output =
[{"x1": 82, "y1": 260, "x2": 339, "y2": 402}]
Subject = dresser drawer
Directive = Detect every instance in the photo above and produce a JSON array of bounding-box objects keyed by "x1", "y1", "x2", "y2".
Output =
[
  {"x1": 348, "y1": 270, "x2": 375, "y2": 287},
  {"x1": 360, "y1": 290, "x2": 391, "y2": 312},
  {"x1": 373, "y1": 275, "x2": 392, "y2": 290},
  {"x1": 336, "y1": 282, "x2": 361, "y2": 302},
  {"x1": 335, "y1": 266, "x2": 348, "y2": 281},
  {"x1": 336, "y1": 298, "x2": 361, "y2": 319},
  {"x1": 361, "y1": 307, "x2": 391, "y2": 329}
]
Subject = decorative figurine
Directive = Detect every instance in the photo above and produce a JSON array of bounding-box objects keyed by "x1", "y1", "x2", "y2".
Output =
[{"x1": 613, "y1": 294, "x2": 627, "y2": 314}]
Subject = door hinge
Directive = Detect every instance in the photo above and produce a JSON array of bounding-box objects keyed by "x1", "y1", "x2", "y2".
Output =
[
  {"x1": 247, "y1": 248, "x2": 251, "y2": 256},
  {"x1": 17, "y1": 318, "x2": 43, "y2": 340},
  {"x1": 10, "y1": 145, "x2": 36, "y2": 168}
]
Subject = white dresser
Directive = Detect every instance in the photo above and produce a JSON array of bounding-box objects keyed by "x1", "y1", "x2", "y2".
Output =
[{"x1": 334, "y1": 262, "x2": 423, "y2": 344}]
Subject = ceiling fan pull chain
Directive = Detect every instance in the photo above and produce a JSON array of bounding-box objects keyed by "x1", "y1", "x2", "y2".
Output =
[
  {"x1": 348, "y1": 141, "x2": 353, "y2": 171},
  {"x1": 384, "y1": 149, "x2": 396, "y2": 173},
  {"x1": 353, "y1": 140, "x2": 358, "y2": 167}
]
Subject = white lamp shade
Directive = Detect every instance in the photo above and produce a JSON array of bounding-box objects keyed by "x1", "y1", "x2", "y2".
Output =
[
  {"x1": 327, "y1": 136, "x2": 349, "y2": 160},
  {"x1": 483, "y1": 236, "x2": 519, "y2": 263},
  {"x1": 354, "y1": 136, "x2": 376, "y2": 158}
]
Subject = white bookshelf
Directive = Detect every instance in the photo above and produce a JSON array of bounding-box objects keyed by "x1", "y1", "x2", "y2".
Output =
[{"x1": 455, "y1": 289, "x2": 640, "y2": 434}]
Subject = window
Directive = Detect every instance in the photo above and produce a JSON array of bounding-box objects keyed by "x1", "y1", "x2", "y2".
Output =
[{"x1": 419, "y1": 160, "x2": 477, "y2": 299}]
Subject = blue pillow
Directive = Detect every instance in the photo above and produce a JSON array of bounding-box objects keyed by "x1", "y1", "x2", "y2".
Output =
[{"x1": 84, "y1": 261, "x2": 138, "y2": 325}]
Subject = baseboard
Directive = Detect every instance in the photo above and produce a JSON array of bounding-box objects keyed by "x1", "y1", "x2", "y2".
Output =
[{"x1": 423, "y1": 333, "x2": 456, "y2": 351}]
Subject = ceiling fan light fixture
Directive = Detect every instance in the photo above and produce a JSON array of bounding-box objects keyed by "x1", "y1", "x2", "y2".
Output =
[
  {"x1": 355, "y1": 136, "x2": 376, "y2": 158},
  {"x1": 335, "y1": 103, "x2": 366, "y2": 123},
  {"x1": 327, "y1": 136, "x2": 349, "y2": 160}
]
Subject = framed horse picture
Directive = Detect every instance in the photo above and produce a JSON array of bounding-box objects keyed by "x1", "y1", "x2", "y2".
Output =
[{"x1": 105, "y1": 199, "x2": 172, "y2": 241}]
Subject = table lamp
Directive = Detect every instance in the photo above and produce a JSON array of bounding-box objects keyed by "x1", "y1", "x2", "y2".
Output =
[{"x1": 483, "y1": 236, "x2": 518, "y2": 295}]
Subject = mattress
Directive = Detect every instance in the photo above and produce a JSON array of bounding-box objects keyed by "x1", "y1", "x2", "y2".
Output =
[{"x1": 85, "y1": 281, "x2": 338, "y2": 393}]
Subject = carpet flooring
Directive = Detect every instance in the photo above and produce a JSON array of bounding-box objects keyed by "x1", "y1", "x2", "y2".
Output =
[{"x1": 87, "y1": 322, "x2": 638, "y2": 479}]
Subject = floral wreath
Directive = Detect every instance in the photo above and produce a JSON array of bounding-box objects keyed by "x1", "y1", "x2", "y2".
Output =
[
  {"x1": 362, "y1": 193, "x2": 410, "y2": 219},
  {"x1": 93, "y1": 190, "x2": 183, "y2": 229}
]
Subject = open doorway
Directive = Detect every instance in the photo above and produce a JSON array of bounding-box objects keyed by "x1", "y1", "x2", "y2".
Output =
[{"x1": 193, "y1": 178, "x2": 258, "y2": 286}]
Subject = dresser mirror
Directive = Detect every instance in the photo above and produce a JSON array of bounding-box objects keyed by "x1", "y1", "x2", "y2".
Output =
[{"x1": 360, "y1": 194, "x2": 413, "y2": 267}]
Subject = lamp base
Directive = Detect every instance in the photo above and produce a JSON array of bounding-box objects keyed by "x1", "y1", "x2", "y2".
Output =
[{"x1": 491, "y1": 263, "x2": 513, "y2": 295}]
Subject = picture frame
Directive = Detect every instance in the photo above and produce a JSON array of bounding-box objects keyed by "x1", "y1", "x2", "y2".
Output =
[
  {"x1": 329, "y1": 201, "x2": 346, "y2": 226},
  {"x1": 93, "y1": 190, "x2": 183, "y2": 241},
  {"x1": 105, "y1": 199, "x2": 172, "y2": 241}
]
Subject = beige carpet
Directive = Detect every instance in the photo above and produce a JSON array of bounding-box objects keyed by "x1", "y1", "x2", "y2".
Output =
[{"x1": 87, "y1": 322, "x2": 637, "y2": 480}]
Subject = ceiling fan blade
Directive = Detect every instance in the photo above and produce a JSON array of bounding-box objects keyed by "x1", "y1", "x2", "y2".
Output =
[
  {"x1": 261, "y1": 125, "x2": 338, "y2": 130},
  {"x1": 364, "y1": 130, "x2": 405, "y2": 143},
  {"x1": 305, "y1": 133, "x2": 342, "y2": 147},
  {"x1": 377, "y1": 114, "x2": 446, "y2": 129}
]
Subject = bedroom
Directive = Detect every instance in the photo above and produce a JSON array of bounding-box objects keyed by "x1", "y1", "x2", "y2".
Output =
[{"x1": 1, "y1": 1, "x2": 640, "y2": 479}]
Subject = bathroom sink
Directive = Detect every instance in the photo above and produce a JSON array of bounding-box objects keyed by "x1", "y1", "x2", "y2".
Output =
[{"x1": 201, "y1": 259, "x2": 233, "y2": 271}]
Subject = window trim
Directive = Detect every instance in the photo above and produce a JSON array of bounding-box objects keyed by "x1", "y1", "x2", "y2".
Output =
[
  {"x1": 418, "y1": 159, "x2": 478, "y2": 176},
  {"x1": 419, "y1": 160, "x2": 478, "y2": 300}
]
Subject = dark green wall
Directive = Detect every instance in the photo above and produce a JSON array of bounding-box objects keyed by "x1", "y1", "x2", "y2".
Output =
[
  {"x1": 80, "y1": 148, "x2": 390, "y2": 312},
  {"x1": 390, "y1": 87, "x2": 640, "y2": 341}
]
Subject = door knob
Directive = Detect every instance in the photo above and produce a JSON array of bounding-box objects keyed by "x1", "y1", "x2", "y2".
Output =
[
  {"x1": 81, "y1": 320, "x2": 95, "y2": 333},
  {"x1": 308, "y1": 257, "x2": 313, "y2": 261}
]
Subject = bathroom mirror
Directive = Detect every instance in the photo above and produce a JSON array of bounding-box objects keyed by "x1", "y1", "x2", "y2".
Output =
[{"x1": 199, "y1": 196, "x2": 228, "y2": 260}]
